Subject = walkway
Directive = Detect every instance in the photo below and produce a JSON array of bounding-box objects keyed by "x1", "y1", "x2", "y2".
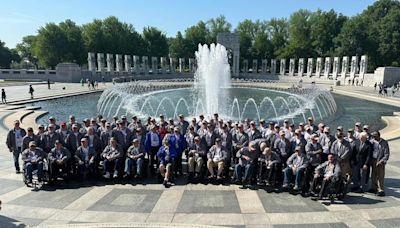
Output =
[{"x1": 0, "y1": 82, "x2": 399, "y2": 228}]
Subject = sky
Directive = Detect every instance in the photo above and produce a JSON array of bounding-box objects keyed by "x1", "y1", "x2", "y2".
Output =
[{"x1": 0, "y1": 0, "x2": 376, "y2": 48}]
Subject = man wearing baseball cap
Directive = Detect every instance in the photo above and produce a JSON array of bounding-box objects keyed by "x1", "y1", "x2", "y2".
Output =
[
  {"x1": 48, "y1": 140, "x2": 71, "y2": 182},
  {"x1": 22, "y1": 141, "x2": 46, "y2": 184}
]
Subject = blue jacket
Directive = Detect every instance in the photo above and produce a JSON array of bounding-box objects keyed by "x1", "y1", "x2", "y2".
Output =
[
  {"x1": 145, "y1": 131, "x2": 162, "y2": 152},
  {"x1": 165, "y1": 133, "x2": 187, "y2": 156},
  {"x1": 157, "y1": 146, "x2": 174, "y2": 164}
]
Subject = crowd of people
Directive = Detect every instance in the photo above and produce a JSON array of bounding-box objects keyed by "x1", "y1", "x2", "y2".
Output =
[{"x1": 6, "y1": 113, "x2": 390, "y2": 200}]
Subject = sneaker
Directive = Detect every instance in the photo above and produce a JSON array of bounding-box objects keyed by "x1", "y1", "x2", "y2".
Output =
[
  {"x1": 293, "y1": 185, "x2": 299, "y2": 191},
  {"x1": 377, "y1": 191, "x2": 385, "y2": 197},
  {"x1": 103, "y1": 172, "x2": 110, "y2": 179},
  {"x1": 282, "y1": 184, "x2": 289, "y2": 189},
  {"x1": 123, "y1": 173, "x2": 130, "y2": 178},
  {"x1": 216, "y1": 176, "x2": 223, "y2": 180},
  {"x1": 163, "y1": 180, "x2": 169, "y2": 188},
  {"x1": 113, "y1": 171, "x2": 118, "y2": 178}
]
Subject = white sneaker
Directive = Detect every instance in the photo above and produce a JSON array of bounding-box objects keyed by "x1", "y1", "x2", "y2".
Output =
[
  {"x1": 103, "y1": 172, "x2": 110, "y2": 179},
  {"x1": 113, "y1": 171, "x2": 118, "y2": 178}
]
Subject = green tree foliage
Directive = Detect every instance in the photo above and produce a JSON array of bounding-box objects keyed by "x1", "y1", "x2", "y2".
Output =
[
  {"x1": 16, "y1": 35, "x2": 38, "y2": 68},
  {"x1": 142, "y1": 26, "x2": 169, "y2": 57},
  {"x1": 0, "y1": 40, "x2": 17, "y2": 68},
  {"x1": 207, "y1": 15, "x2": 232, "y2": 43}
]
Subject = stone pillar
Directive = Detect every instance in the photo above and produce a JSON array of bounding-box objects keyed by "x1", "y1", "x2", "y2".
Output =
[
  {"x1": 160, "y1": 57, "x2": 166, "y2": 73},
  {"x1": 106, "y1": 54, "x2": 114, "y2": 73},
  {"x1": 271, "y1": 59, "x2": 276, "y2": 75},
  {"x1": 298, "y1": 58, "x2": 305, "y2": 76},
  {"x1": 133, "y1": 55, "x2": 140, "y2": 74},
  {"x1": 142, "y1": 56, "x2": 149, "y2": 74},
  {"x1": 307, "y1": 58, "x2": 314, "y2": 77},
  {"x1": 289, "y1": 58, "x2": 295, "y2": 76},
  {"x1": 316, "y1": 57, "x2": 323, "y2": 77},
  {"x1": 261, "y1": 59, "x2": 267, "y2": 73},
  {"x1": 179, "y1": 58, "x2": 185, "y2": 73},
  {"x1": 243, "y1": 60, "x2": 248, "y2": 73},
  {"x1": 324, "y1": 57, "x2": 331, "y2": 78},
  {"x1": 189, "y1": 58, "x2": 195, "y2": 73},
  {"x1": 151, "y1": 57, "x2": 158, "y2": 73},
  {"x1": 341, "y1": 56, "x2": 349, "y2": 78},
  {"x1": 124, "y1": 55, "x2": 131, "y2": 73},
  {"x1": 252, "y1": 59, "x2": 258, "y2": 73},
  {"x1": 232, "y1": 52, "x2": 240, "y2": 77},
  {"x1": 97, "y1": 53, "x2": 105, "y2": 72},
  {"x1": 88, "y1": 52, "x2": 96, "y2": 72},
  {"x1": 115, "y1": 54, "x2": 123, "y2": 73},
  {"x1": 280, "y1": 59, "x2": 286, "y2": 75},
  {"x1": 169, "y1": 57, "x2": 176, "y2": 73},
  {"x1": 350, "y1": 56, "x2": 359, "y2": 78},
  {"x1": 359, "y1": 55, "x2": 368, "y2": 80},
  {"x1": 333, "y1": 57, "x2": 341, "y2": 79}
]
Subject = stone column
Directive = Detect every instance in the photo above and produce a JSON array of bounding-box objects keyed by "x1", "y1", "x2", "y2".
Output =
[
  {"x1": 232, "y1": 52, "x2": 240, "y2": 77},
  {"x1": 289, "y1": 58, "x2": 295, "y2": 76},
  {"x1": 160, "y1": 57, "x2": 166, "y2": 73},
  {"x1": 124, "y1": 55, "x2": 132, "y2": 73},
  {"x1": 106, "y1": 54, "x2": 114, "y2": 73},
  {"x1": 261, "y1": 59, "x2": 267, "y2": 73},
  {"x1": 341, "y1": 56, "x2": 349, "y2": 78},
  {"x1": 280, "y1": 59, "x2": 286, "y2": 75},
  {"x1": 333, "y1": 57, "x2": 341, "y2": 79},
  {"x1": 179, "y1": 58, "x2": 185, "y2": 73},
  {"x1": 88, "y1": 52, "x2": 96, "y2": 72},
  {"x1": 243, "y1": 60, "x2": 248, "y2": 73},
  {"x1": 324, "y1": 57, "x2": 331, "y2": 78},
  {"x1": 350, "y1": 56, "x2": 359, "y2": 78},
  {"x1": 298, "y1": 58, "x2": 305, "y2": 77},
  {"x1": 189, "y1": 58, "x2": 195, "y2": 73},
  {"x1": 115, "y1": 54, "x2": 123, "y2": 73},
  {"x1": 152, "y1": 57, "x2": 158, "y2": 73},
  {"x1": 252, "y1": 59, "x2": 258, "y2": 73},
  {"x1": 142, "y1": 56, "x2": 149, "y2": 74},
  {"x1": 359, "y1": 55, "x2": 368, "y2": 80},
  {"x1": 97, "y1": 53, "x2": 105, "y2": 73},
  {"x1": 133, "y1": 55, "x2": 140, "y2": 74},
  {"x1": 169, "y1": 57, "x2": 176, "y2": 73},
  {"x1": 271, "y1": 59, "x2": 276, "y2": 75},
  {"x1": 316, "y1": 57, "x2": 323, "y2": 77},
  {"x1": 307, "y1": 58, "x2": 314, "y2": 77}
]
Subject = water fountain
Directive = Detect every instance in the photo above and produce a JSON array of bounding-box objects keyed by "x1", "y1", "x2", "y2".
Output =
[{"x1": 97, "y1": 44, "x2": 338, "y2": 124}]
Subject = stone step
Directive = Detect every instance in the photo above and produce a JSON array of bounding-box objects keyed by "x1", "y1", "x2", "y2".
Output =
[{"x1": 24, "y1": 106, "x2": 42, "y2": 111}]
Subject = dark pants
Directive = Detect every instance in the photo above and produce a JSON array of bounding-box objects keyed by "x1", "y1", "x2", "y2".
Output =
[
  {"x1": 174, "y1": 153, "x2": 183, "y2": 174},
  {"x1": 50, "y1": 161, "x2": 68, "y2": 179},
  {"x1": 78, "y1": 162, "x2": 96, "y2": 177},
  {"x1": 149, "y1": 146, "x2": 160, "y2": 173},
  {"x1": 258, "y1": 162, "x2": 282, "y2": 186},
  {"x1": 352, "y1": 163, "x2": 369, "y2": 191},
  {"x1": 284, "y1": 167, "x2": 305, "y2": 188},
  {"x1": 103, "y1": 159, "x2": 122, "y2": 174},
  {"x1": 235, "y1": 163, "x2": 254, "y2": 183},
  {"x1": 25, "y1": 162, "x2": 44, "y2": 182},
  {"x1": 125, "y1": 158, "x2": 144, "y2": 176},
  {"x1": 13, "y1": 147, "x2": 22, "y2": 171}
]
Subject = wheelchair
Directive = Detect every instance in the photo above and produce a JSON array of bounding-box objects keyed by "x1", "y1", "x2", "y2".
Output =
[
  {"x1": 311, "y1": 174, "x2": 349, "y2": 202},
  {"x1": 22, "y1": 159, "x2": 50, "y2": 190}
]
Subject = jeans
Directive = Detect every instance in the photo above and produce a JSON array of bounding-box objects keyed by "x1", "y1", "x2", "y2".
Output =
[
  {"x1": 103, "y1": 159, "x2": 121, "y2": 174},
  {"x1": 235, "y1": 163, "x2": 254, "y2": 183},
  {"x1": 284, "y1": 167, "x2": 305, "y2": 188},
  {"x1": 13, "y1": 147, "x2": 22, "y2": 171},
  {"x1": 352, "y1": 163, "x2": 369, "y2": 191},
  {"x1": 25, "y1": 162, "x2": 44, "y2": 181},
  {"x1": 124, "y1": 158, "x2": 144, "y2": 176}
]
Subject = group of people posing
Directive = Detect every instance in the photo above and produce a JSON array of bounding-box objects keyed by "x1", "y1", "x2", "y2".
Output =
[{"x1": 6, "y1": 113, "x2": 390, "y2": 199}]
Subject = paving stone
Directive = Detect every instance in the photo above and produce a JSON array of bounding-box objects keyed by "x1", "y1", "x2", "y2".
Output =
[
  {"x1": 343, "y1": 193, "x2": 400, "y2": 210},
  {"x1": 176, "y1": 190, "x2": 241, "y2": 213},
  {"x1": 273, "y1": 223, "x2": 348, "y2": 228},
  {"x1": 369, "y1": 218, "x2": 400, "y2": 228},
  {"x1": 0, "y1": 178, "x2": 24, "y2": 195},
  {"x1": 9, "y1": 185, "x2": 92, "y2": 209},
  {"x1": 257, "y1": 191, "x2": 328, "y2": 213},
  {"x1": 88, "y1": 189, "x2": 162, "y2": 213}
]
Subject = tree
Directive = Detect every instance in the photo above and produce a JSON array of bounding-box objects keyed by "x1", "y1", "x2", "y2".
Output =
[
  {"x1": 16, "y1": 35, "x2": 38, "y2": 68},
  {"x1": 283, "y1": 9, "x2": 313, "y2": 58},
  {"x1": 267, "y1": 18, "x2": 289, "y2": 58},
  {"x1": 0, "y1": 40, "x2": 13, "y2": 68},
  {"x1": 207, "y1": 15, "x2": 232, "y2": 43},
  {"x1": 184, "y1": 21, "x2": 210, "y2": 57},
  {"x1": 169, "y1": 31, "x2": 190, "y2": 58},
  {"x1": 142, "y1": 27, "x2": 169, "y2": 57},
  {"x1": 59, "y1": 19, "x2": 86, "y2": 64}
]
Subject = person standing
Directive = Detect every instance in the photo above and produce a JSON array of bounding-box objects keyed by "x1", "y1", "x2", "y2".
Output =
[
  {"x1": 370, "y1": 131, "x2": 390, "y2": 196},
  {"x1": 29, "y1": 85, "x2": 34, "y2": 99},
  {"x1": 6, "y1": 120, "x2": 27, "y2": 173},
  {"x1": 47, "y1": 79, "x2": 51, "y2": 89},
  {"x1": 1, "y1": 88, "x2": 6, "y2": 104}
]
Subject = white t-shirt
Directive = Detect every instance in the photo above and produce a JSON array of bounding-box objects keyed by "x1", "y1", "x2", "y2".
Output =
[
  {"x1": 150, "y1": 132, "x2": 159, "y2": 147},
  {"x1": 15, "y1": 129, "x2": 23, "y2": 148}
]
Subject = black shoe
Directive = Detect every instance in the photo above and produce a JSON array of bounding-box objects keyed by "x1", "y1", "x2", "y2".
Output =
[
  {"x1": 368, "y1": 189, "x2": 377, "y2": 194},
  {"x1": 163, "y1": 180, "x2": 169, "y2": 188},
  {"x1": 16, "y1": 170, "x2": 21, "y2": 174},
  {"x1": 377, "y1": 191, "x2": 385, "y2": 197}
]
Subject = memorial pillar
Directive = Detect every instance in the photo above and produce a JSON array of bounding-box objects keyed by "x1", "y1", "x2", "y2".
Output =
[
  {"x1": 289, "y1": 58, "x2": 295, "y2": 76},
  {"x1": 307, "y1": 58, "x2": 314, "y2": 77},
  {"x1": 324, "y1": 57, "x2": 331, "y2": 78}
]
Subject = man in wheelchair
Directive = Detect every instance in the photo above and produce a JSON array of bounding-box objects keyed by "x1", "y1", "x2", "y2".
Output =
[
  {"x1": 258, "y1": 147, "x2": 282, "y2": 187},
  {"x1": 75, "y1": 138, "x2": 96, "y2": 179},
  {"x1": 310, "y1": 153, "x2": 342, "y2": 200},
  {"x1": 22, "y1": 141, "x2": 46, "y2": 184},
  {"x1": 48, "y1": 140, "x2": 71, "y2": 182},
  {"x1": 283, "y1": 146, "x2": 309, "y2": 192}
]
